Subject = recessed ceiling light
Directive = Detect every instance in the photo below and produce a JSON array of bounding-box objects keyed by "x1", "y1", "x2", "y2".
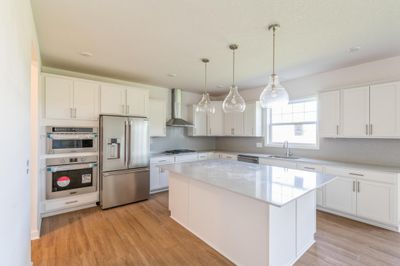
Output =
[
  {"x1": 349, "y1": 46, "x2": 361, "y2": 53},
  {"x1": 167, "y1": 73, "x2": 177, "y2": 77},
  {"x1": 79, "y1": 51, "x2": 93, "y2": 57}
]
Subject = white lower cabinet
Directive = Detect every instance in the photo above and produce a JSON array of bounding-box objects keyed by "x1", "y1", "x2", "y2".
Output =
[
  {"x1": 321, "y1": 166, "x2": 398, "y2": 228},
  {"x1": 150, "y1": 156, "x2": 174, "y2": 192},
  {"x1": 356, "y1": 180, "x2": 395, "y2": 225},
  {"x1": 324, "y1": 177, "x2": 357, "y2": 215},
  {"x1": 150, "y1": 154, "x2": 199, "y2": 193}
]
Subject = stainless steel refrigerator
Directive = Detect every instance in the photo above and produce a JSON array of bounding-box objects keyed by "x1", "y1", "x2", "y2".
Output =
[{"x1": 99, "y1": 115, "x2": 150, "y2": 209}]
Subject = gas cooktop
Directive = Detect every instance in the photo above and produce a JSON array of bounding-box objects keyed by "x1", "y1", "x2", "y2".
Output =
[{"x1": 163, "y1": 149, "x2": 196, "y2": 155}]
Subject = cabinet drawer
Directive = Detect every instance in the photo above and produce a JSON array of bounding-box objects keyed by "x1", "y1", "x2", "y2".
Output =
[
  {"x1": 198, "y1": 153, "x2": 210, "y2": 160},
  {"x1": 220, "y1": 153, "x2": 237, "y2": 160},
  {"x1": 325, "y1": 166, "x2": 397, "y2": 184},
  {"x1": 43, "y1": 192, "x2": 98, "y2": 213},
  {"x1": 297, "y1": 163, "x2": 324, "y2": 173},
  {"x1": 174, "y1": 154, "x2": 198, "y2": 163},
  {"x1": 150, "y1": 156, "x2": 174, "y2": 165},
  {"x1": 259, "y1": 158, "x2": 297, "y2": 169}
]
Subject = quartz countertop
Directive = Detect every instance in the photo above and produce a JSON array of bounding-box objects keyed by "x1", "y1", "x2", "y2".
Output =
[{"x1": 160, "y1": 159, "x2": 336, "y2": 207}]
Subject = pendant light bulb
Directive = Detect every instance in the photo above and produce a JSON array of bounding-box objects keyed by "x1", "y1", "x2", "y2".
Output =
[
  {"x1": 196, "y1": 58, "x2": 215, "y2": 114},
  {"x1": 222, "y1": 44, "x2": 246, "y2": 113},
  {"x1": 260, "y1": 24, "x2": 289, "y2": 108}
]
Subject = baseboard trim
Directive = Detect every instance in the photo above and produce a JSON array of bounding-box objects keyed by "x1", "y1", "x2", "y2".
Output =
[
  {"x1": 317, "y1": 207, "x2": 400, "y2": 232},
  {"x1": 31, "y1": 229, "x2": 40, "y2": 240}
]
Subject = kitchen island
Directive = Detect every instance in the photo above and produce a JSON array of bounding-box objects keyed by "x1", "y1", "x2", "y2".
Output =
[{"x1": 161, "y1": 159, "x2": 336, "y2": 266}]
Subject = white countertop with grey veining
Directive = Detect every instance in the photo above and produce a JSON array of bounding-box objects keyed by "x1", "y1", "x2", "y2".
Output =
[{"x1": 160, "y1": 159, "x2": 336, "y2": 207}]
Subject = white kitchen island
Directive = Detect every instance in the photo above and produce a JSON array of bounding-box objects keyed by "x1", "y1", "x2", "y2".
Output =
[{"x1": 161, "y1": 159, "x2": 336, "y2": 266}]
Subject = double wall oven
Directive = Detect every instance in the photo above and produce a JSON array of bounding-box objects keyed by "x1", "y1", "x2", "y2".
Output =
[{"x1": 45, "y1": 126, "x2": 99, "y2": 200}]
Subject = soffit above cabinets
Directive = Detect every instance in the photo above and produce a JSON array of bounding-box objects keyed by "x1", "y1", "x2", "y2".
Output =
[{"x1": 32, "y1": 0, "x2": 400, "y2": 93}]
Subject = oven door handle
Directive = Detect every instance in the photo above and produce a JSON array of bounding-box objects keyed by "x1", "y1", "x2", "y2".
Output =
[{"x1": 47, "y1": 163, "x2": 97, "y2": 172}]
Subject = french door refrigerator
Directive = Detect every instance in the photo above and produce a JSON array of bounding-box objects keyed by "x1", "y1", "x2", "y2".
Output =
[{"x1": 99, "y1": 115, "x2": 150, "y2": 209}]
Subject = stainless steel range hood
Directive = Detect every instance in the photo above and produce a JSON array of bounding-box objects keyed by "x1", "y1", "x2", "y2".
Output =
[{"x1": 166, "y1": 88, "x2": 194, "y2": 127}]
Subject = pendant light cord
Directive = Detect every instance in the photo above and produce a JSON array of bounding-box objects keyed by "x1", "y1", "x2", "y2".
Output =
[
  {"x1": 204, "y1": 61, "x2": 208, "y2": 93},
  {"x1": 272, "y1": 26, "x2": 276, "y2": 75},
  {"x1": 232, "y1": 49, "x2": 235, "y2": 86}
]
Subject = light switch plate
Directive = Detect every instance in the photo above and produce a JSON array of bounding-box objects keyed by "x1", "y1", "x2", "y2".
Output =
[{"x1": 256, "y1": 142, "x2": 263, "y2": 148}]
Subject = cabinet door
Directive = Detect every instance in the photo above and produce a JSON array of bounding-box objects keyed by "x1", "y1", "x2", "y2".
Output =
[
  {"x1": 342, "y1": 86, "x2": 369, "y2": 137},
  {"x1": 100, "y1": 84, "x2": 126, "y2": 115},
  {"x1": 150, "y1": 164, "x2": 160, "y2": 192},
  {"x1": 73, "y1": 80, "x2": 99, "y2": 120},
  {"x1": 126, "y1": 87, "x2": 149, "y2": 117},
  {"x1": 224, "y1": 112, "x2": 244, "y2": 136},
  {"x1": 208, "y1": 101, "x2": 224, "y2": 136},
  {"x1": 324, "y1": 177, "x2": 356, "y2": 215},
  {"x1": 190, "y1": 106, "x2": 207, "y2": 136},
  {"x1": 319, "y1": 90, "x2": 340, "y2": 137},
  {"x1": 369, "y1": 83, "x2": 399, "y2": 137},
  {"x1": 243, "y1": 102, "x2": 262, "y2": 137},
  {"x1": 356, "y1": 180, "x2": 395, "y2": 225},
  {"x1": 45, "y1": 76, "x2": 73, "y2": 119},
  {"x1": 158, "y1": 167, "x2": 169, "y2": 189},
  {"x1": 149, "y1": 99, "x2": 166, "y2": 137}
]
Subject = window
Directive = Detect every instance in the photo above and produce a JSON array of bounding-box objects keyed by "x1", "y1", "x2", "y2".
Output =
[{"x1": 265, "y1": 98, "x2": 318, "y2": 149}]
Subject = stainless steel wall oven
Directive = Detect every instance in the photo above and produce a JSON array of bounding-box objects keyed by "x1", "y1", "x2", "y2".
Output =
[{"x1": 46, "y1": 155, "x2": 98, "y2": 199}]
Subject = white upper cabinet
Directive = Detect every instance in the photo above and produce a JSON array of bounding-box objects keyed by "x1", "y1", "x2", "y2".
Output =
[
  {"x1": 100, "y1": 84, "x2": 126, "y2": 115},
  {"x1": 126, "y1": 87, "x2": 149, "y2": 117},
  {"x1": 369, "y1": 82, "x2": 399, "y2": 137},
  {"x1": 100, "y1": 83, "x2": 149, "y2": 117},
  {"x1": 243, "y1": 101, "x2": 262, "y2": 137},
  {"x1": 319, "y1": 82, "x2": 400, "y2": 138},
  {"x1": 224, "y1": 112, "x2": 244, "y2": 136},
  {"x1": 342, "y1": 86, "x2": 370, "y2": 137},
  {"x1": 149, "y1": 99, "x2": 166, "y2": 137},
  {"x1": 44, "y1": 75, "x2": 99, "y2": 120},
  {"x1": 188, "y1": 105, "x2": 207, "y2": 136},
  {"x1": 319, "y1": 90, "x2": 340, "y2": 137},
  {"x1": 208, "y1": 101, "x2": 224, "y2": 136},
  {"x1": 45, "y1": 76, "x2": 74, "y2": 120},
  {"x1": 73, "y1": 80, "x2": 99, "y2": 120}
]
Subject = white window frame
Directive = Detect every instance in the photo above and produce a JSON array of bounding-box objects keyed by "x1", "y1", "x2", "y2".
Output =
[{"x1": 263, "y1": 97, "x2": 319, "y2": 150}]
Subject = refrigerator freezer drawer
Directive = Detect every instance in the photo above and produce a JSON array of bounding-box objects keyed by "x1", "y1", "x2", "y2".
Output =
[{"x1": 101, "y1": 168, "x2": 149, "y2": 209}]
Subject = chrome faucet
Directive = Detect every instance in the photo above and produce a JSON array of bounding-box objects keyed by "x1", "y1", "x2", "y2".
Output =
[{"x1": 283, "y1": 141, "x2": 293, "y2": 158}]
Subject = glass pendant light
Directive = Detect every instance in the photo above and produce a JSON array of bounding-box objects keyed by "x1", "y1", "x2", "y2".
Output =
[
  {"x1": 260, "y1": 24, "x2": 289, "y2": 108},
  {"x1": 222, "y1": 44, "x2": 246, "y2": 113},
  {"x1": 196, "y1": 58, "x2": 215, "y2": 113}
]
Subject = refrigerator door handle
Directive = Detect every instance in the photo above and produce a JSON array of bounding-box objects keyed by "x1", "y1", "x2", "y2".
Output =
[
  {"x1": 128, "y1": 120, "x2": 132, "y2": 167},
  {"x1": 124, "y1": 120, "x2": 128, "y2": 167}
]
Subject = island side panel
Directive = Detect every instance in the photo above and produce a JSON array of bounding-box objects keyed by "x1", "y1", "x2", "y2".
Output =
[
  {"x1": 168, "y1": 173, "x2": 269, "y2": 266},
  {"x1": 296, "y1": 191, "x2": 317, "y2": 257}
]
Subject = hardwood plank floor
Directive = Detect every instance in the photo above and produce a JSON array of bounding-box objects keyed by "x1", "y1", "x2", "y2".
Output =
[{"x1": 32, "y1": 192, "x2": 400, "y2": 266}]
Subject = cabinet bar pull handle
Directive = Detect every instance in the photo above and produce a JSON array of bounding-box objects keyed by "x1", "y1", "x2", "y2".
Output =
[
  {"x1": 349, "y1": 172, "x2": 364, "y2": 177},
  {"x1": 70, "y1": 108, "x2": 73, "y2": 118},
  {"x1": 304, "y1": 167, "x2": 315, "y2": 170},
  {"x1": 127, "y1": 105, "x2": 130, "y2": 114},
  {"x1": 122, "y1": 105, "x2": 125, "y2": 114},
  {"x1": 357, "y1": 181, "x2": 360, "y2": 192},
  {"x1": 365, "y1": 124, "x2": 368, "y2": 135},
  {"x1": 65, "y1": 200, "x2": 78, "y2": 205},
  {"x1": 352, "y1": 181, "x2": 355, "y2": 192},
  {"x1": 336, "y1": 125, "x2": 339, "y2": 135},
  {"x1": 370, "y1": 124, "x2": 373, "y2": 135}
]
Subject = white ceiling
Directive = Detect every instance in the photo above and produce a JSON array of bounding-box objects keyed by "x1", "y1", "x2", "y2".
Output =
[{"x1": 32, "y1": 0, "x2": 400, "y2": 94}]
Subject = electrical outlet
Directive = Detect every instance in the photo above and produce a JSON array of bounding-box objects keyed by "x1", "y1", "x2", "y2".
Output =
[{"x1": 256, "y1": 142, "x2": 263, "y2": 148}]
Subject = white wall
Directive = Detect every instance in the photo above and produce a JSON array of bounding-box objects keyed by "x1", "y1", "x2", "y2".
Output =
[
  {"x1": 0, "y1": 0, "x2": 40, "y2": 265},
  {"x1": 216, "y1": 56, "x2": 400, "y2": 166}
]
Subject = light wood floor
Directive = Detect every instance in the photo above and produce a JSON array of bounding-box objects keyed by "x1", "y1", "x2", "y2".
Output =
[{"x1": 32, "y1": 192, "x2": 400, "y2": 266}]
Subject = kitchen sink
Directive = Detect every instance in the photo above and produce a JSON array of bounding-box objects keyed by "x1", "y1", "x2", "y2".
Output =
[{"x1": 268, "y1": 155, "x2": 300, "y2": 160}]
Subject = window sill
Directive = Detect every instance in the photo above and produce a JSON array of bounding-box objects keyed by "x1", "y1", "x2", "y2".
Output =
[{"x1": 263, "y1": 143, "x2": 320, "y2": 150}]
